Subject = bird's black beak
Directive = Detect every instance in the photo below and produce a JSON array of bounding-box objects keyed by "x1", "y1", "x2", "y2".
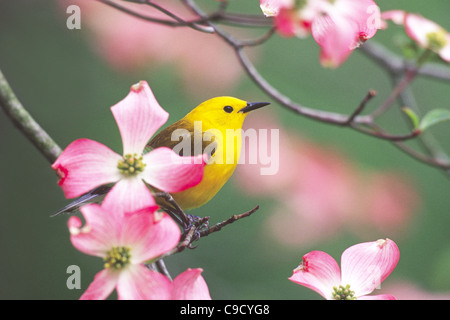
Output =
[{"x1": 238, "y1": 101, "x2": 270, "y2": 113}]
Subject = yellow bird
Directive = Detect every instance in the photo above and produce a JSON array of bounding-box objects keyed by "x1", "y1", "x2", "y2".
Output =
[
  {"x1": 149, "y1": 97, "x2": 270, "y2": 210},
  {"x1": 53, "y1": 97, "x2": 269, "y2": 215}
]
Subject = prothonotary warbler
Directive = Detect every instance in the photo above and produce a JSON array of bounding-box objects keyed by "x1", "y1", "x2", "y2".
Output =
[{"x1": 53, "y1": 97, "x2": 269, "y2": 215}]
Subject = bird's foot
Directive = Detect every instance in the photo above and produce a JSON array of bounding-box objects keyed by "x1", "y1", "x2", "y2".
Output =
[{"x1": 184, "y1": 215, "x2": 210, "y2": 248}]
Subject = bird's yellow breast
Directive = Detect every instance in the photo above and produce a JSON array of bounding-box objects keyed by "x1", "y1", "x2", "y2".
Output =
[{"x1": 171, "y1": 127, "x2": 242, "y2": 209}]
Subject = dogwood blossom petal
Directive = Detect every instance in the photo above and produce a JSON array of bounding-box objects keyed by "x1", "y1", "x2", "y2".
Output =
[
  {"x1": 172, "y1": 268, "x2": 211, "y2": 300},
  {"x1": 358, "y1": 294, "x2": 396, "y2": 300},
  {"x1": 380, "y1": 10, "x2": 406, "y2": 26},
  {"x1": 275, "y1": 7, "x2": 313, "y2": 38},
  {"x1": 336, "y1": 0, "x2": 380, "y2": 39},
  {"x1": 116, "y1": 264, "x2": 172, "y2": 300},
  {"x1": 260, "y1": 0, "x2": 293, "y2": 17},
  {"x1": 405, "y1": 13, "x2": 444, "y2": 48},
  {"x1": 405, "y1": 13, "x2": 450, "y2": 61},
  {"x1": 102, "y1": 178, "x2": 156, "y2": 214},
  {"x1": 312, "y1": 0, "x2": 380, "y2": 67},
  {"x1": 142, "y1": 147, "x2": 206, "y2": 193},
  {"x1": 289, "y1": 251, "x2": 341, "y2": 299},
  {"x1": 340, "y1": 239, "x2": 400, "y2": 297},
  {"x1": 312, "y1": 12, "x2": 356, "y2": 68},
  {"x1": 440, "y1": 36, "x2": 450, "y2": 61},
  {"x1": 120, "y1": 208, "x2": 180, "y2": 264},
  {"x1": 51, "y1": 138, "x2": 122, "y2": 198},
  {"x1": 68, "y1": 204, "x2": 120, "y2": 257},
  {"x1": 111, "y1": 81, "x2": 169, "y2": 155},
  {"x1": 383, "y1": 11, "x2": 450, "y2": 62},
  {"x1": 80, "y1": 269, "x2": 119, "y2": 300}
]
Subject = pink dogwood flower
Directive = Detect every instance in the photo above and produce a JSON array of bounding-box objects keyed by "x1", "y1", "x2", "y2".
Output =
[
  {"x1": 260, "y1": 0, "x2": 381, "y2": 67},
  {"x1": 289, "y1": 239, "x2": 399, "y2": 300},
  {"x1": 68, "y1": 204, "x2": 180, "y2": 299},
  {"x1": 382, "y1": 10, "x2": 450, "y2": 62},
  {"x1": 52, "y1": 81, "x2": 206, "y2": 213}
]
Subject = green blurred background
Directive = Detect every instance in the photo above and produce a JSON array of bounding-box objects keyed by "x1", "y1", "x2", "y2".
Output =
[{"x1": 0, "y1": 0, "x2": 449, "y2": 300}]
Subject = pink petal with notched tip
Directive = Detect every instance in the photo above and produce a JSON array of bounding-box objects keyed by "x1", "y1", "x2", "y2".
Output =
[
  {"x1": 116, "y1": 264, "x2": 172, "y2": 300},
  {"x1": 80, "y1": 269, "x2": 119, "y2": 300},
  {"x1": 142, "y1": 147, "x2": 206, "y2": 193},
  {"x1": 289, "y1": 251, "x2": 341, "y2": 299},
  {"x1": 68, "y1": 203, "x2": 120, "y2": 258},
  {"x1": 340, "y1": 239, "x2": 400, "y2": 297},
  {"x1": 51, "y1": 138, "x2": 122, "y2": 198},
  {"x1": 111, "y1": 81, "x2": 169, "y2": 156},
  {"x1": 120, "y1": 208, "x2": 180, "y2": 264},
  {"x1": 172, "y1": 268, "x2": 211, "y2": 300}
]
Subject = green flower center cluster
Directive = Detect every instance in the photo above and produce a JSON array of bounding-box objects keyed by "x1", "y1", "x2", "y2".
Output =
[
  {"x1": 427, "y1": 30, "x2": 448, "y2": 51},
  {"x1": 117, "y1": 153, "x2": 146, "y2": 176},
  {"x1": 104, "y1": 246, "x2": 131, "y2": 270},
  {"x1": 332, "y1": 284, "x2": 356, "y2": 300}
]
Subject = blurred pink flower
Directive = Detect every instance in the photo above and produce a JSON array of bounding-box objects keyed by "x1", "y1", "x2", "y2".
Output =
[
  {"x1": 58, "y1": 0, "x2": 246, "y2": 96},
  {"x1": 52, "y1": 81, "x2": 206, "y2": 214},
  {"x1": 289, "y1": 239, "x2": 399, "y2": 300},
  {"x1": 379, "y1": 280, "x2": 450, "y2": 300},
  {"x1": 260, "y1": 0, "x2": 381, "y2": 67},
  {"x1": 69, "y1": 204, "x2": 179, "y2": 300},
  {"x1": 382, "y1": 10, "x2": 450, "y2": 62},
  {"x1": 260, "y1": 0, "x2": 293, "y2": 17},
  {"x1": 234, "y1": 112, "x2": 420, "y2": 246},
  {"x1": 351, "y1": 172, "x2": 419, "y2": 235}
]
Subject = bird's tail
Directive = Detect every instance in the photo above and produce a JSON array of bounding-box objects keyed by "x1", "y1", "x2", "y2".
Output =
[{"x1": 51, "y1": 185, "x2": 111, "y2": 217}]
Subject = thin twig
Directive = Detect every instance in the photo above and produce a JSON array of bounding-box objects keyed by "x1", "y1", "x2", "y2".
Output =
[
  {"x1": 392, "y1": 141, "x2": 450, "y2": 171},
  {"x1": 238, "y1": 27, "x2": 276, "y2": 48},
  {"x1": 200, "y1": 205, "x2": 260, "y2": 237},
  {"x1": 142, "y1": 0, "x2": 214, "y2": 33},
  {"x1": 351, "y1": 125, "x2": 421, "y2": 142},
  {"x1": 371, "y1": 69, "x2": 418, "y2": 119},
  {"x1": 345, "y1": 90, "x2": 377, "y2": 125},
  {"x1": 160, "y1": 205, "x2": 260, "y2": 258},
  {"x1": 96, "y1": 0, "x2": 214, "y2": 33}
]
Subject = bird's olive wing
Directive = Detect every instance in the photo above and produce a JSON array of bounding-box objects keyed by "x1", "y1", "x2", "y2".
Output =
[{"x1": 147, "y1": 119, "x2": 216, "y2": 157}]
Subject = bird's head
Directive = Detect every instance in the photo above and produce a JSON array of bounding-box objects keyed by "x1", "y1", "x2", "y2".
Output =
[{"x1": 186, "y1": 96, "x2": 270, "y2": 130}]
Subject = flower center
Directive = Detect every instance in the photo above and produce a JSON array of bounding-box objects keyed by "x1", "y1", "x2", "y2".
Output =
[
  {"x1": 117, "y1": 153, "x2": 146, "y2": 176},
  {"x1": 332, "y1": 284, "x2": 356, "y2": 300},
  {"x1": 104, "y1": 246, "x2": 131, "y2": 270},
  {"x1": 427, "y1": 30, "x2": 448, "y2": 51}
]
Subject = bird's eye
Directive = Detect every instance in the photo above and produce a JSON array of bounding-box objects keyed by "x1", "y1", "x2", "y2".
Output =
[{"x1": 223, "y1": 106, "x2": 233, "y2": 113}]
